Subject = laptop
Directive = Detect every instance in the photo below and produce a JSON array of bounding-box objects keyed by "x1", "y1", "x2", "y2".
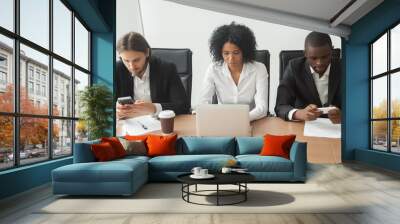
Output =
[{"x1": 196, "y1": 104, "x2": 251, "y2": 136}]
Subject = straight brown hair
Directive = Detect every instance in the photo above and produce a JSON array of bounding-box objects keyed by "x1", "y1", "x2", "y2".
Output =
[{"x1": 116, "y1": 32, "x2": 151, "y2": 54}]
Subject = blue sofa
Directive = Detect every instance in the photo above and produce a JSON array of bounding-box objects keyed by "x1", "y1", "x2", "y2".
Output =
[{"x1": 52, "y1": 137, "x2": 307, "y2": 195}]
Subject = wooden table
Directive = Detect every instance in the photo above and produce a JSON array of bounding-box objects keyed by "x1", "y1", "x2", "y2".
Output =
[{"x1": 117, "y1": 115, "x2": 341, "y2": 164}]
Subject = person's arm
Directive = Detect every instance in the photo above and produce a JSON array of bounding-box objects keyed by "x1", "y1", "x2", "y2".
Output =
[
  {"x1": 159, "y1": 64, "x2": 190, "y2": 115},
  {"x1": 198, "y1": 64, "x2": 216, "y2": 105},
  {"x1": 249, "y1": 63, "x2": 269, "y2": 121},
  {"x1": 274, "y1": 63, "x2": 297, "y2": 120}
]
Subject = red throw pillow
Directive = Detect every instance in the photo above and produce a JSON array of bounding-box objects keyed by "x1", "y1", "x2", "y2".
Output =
[
  {"x1": 259, "y1": 134, "x2": 296, "y2": 159},
  {"x1": 91, "y1": 142, "x2": 118, "y2": 161},
  {"x1": 146, "y1": 134, "x2": 177, "y2": 157},
  {"x1": 101, "y1": 137, "x2": 126, "y2": 158}
]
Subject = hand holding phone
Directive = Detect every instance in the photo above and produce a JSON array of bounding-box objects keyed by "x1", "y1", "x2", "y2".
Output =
[{"x1": 117, "y1": 96, "x2": 134, "y2": 105}]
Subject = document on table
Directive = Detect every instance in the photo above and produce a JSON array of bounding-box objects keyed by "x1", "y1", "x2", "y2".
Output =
[
  {"x1": 304, "y1": 118, "x2": 341, "y2": 138},
  {"x1": 120, "y1": 115, "x2": 161, "y2": 135}
]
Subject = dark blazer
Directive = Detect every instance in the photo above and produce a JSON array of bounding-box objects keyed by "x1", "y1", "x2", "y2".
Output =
[
  {"x1": 275, "y1": 57, "x2": 341, "y2": 120},
  {"x1": 116, "y1": 56, "x2": 190, "y2": 115}
]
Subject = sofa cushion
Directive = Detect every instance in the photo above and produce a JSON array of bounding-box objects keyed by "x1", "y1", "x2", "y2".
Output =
[
  {"x1": 52, "y1": 159, "x2": 147, "y2": 183},
  {"x1": 236, "y1": 137, "x2": 263, "y2": 155},
  {"x1": 147, "y1": 134, "x2": 177, "y2": 157},
  {"x1": 236, "y1": 155, "x2": 293, "y2": 172},
  {"x1": 260, "y1": 134, "x2": 296, "y2": 159},
  {"x1": 101, "y1": 137, "x2": 127, "y2": 158},
  {"x1": 148, "y1": 154, "x2": 235, "y2": 172},
  {"x1": 91, "y1": 142, "x2": 118, "y2": 162},
  {"x1": 177, "y1": 137, "x2": 235, "y2": 155},
  {"x1": 119, "y1": 138, "x2": 147, "y2": 156}
]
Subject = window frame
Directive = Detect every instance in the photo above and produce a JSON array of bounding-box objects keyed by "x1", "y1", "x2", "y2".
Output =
[
  {"x1": 370, "y1": 20, "x2": 400, "y2": 154},
  {"x1": 0, "y1": 0, "x2": 92, "y2": 171}
]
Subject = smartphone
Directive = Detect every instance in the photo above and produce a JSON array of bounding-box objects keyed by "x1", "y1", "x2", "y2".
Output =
[{"x1": 117, "y1": 96, "x2": 134, "y2": 105}]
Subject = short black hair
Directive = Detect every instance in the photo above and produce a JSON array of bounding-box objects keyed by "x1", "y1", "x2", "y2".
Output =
[
  {"x1": 209, "y1": 22, "x2": 257, "y2": 64},
  {"x1": 304, "y1": 31, "x2": 333, "y2": 49}
]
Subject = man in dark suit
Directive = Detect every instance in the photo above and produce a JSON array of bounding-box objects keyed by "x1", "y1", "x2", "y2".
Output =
[
  {"x1": 116, "y1": 32, "x2": 189, "y2": 119},
  {"x1": 275, "y1": 32, "x2": 341, "y2": 124}
]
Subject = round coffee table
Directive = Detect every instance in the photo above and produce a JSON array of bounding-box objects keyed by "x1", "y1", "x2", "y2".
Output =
[{"x1": 177, "y1": 173, "x2": 255, "y2": 206}]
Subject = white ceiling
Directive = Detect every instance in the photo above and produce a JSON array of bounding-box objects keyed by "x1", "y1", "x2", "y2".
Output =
[
  {"x1": 226, "y1": 0, "x2": 352, "y2": 22},
  {"x1": 165, "y1": 0, "x2": 384, "y2": 38}
]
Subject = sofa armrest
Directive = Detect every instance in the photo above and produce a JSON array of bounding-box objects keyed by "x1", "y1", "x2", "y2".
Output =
[
  {"x1": 73, "y1": 140, "x2": 100, "y2": 163},
  {"x1": 289, "y1": 141, "x2": 307, "y2": 181}
]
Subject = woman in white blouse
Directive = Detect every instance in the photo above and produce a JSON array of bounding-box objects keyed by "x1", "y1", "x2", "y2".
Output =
[{"x1": 199, "y1": 22, "x2": 269, "y2": 121}]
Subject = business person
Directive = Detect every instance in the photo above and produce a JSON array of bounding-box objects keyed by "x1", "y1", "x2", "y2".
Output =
[
  {"x1": 198, "y1": 22, "x2": 269, "y2": 121},
  {"x1": 116, "y1": 32, "x2": 189, "y2": 119},
  {"x1": 275, "y1": 31, "x2": 341, "y2": 124}
]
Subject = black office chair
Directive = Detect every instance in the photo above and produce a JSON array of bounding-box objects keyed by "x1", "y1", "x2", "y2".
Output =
[
  {"x1": 279, "y1": 48, "x2": 341, "y2": 80},
  {"x1": 212, "y1": 50, "x2": 271, "y2": 114},
  {"x1": 151, "y1": 48, "x2": 193, "y2": 106}
]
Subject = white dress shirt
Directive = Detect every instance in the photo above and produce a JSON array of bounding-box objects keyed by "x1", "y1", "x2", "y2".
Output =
[
  {"x1": 132, "y1": 64, "x2": 162, "y2": 114},
  {"x1": 288, "y1": 64, "x2": 331, "y2": 120},
  {"x1": 198, "y1": 61, "x2": 269, "y2": 121}
]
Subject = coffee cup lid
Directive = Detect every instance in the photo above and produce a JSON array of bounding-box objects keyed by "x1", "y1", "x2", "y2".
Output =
[{"x1": 158, "y1": 110, "x2": 175, "y2": 119}]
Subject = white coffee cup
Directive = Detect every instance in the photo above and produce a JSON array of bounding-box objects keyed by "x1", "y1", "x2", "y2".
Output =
[
  {"x1": 221, "y1": 167, "x2": 232, "y2": 174},
  {"x1": 200, "y1": 169, "x2": 208, "y2": 176},
  {"x1": 191, "y1": 167, "x2": 202, "y2": 176}
]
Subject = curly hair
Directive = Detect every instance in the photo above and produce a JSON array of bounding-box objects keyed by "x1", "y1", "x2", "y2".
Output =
[{"x1": 209, "y1": 22, "x2": 257, "y2": 64}]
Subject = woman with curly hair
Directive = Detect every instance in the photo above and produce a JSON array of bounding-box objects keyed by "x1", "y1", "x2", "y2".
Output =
[{"x1": 198, "y1": 22, "x2": 269, "y2": 121}]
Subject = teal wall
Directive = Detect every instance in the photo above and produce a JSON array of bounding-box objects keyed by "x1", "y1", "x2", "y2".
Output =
[
  {"x1": 0, "y1": 0, "x2": 116, "y2": 200},
  {"x1": 344, "y1": 0, "x2": 400, "y2": 171}
]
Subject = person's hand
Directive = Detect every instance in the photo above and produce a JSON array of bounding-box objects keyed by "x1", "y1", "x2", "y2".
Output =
[
  {"x1": 328, "y1": 107, "x2": 341, "y2": 124},
  {"x1": 133, "y1": 101, "x2": 156, "y2": 115},
  {"x1": 293, "y1": 104, "x2": 322, "y2": 121},
  {"x1": 116, "y1": 101, "x2": 156, "y2": 120}
]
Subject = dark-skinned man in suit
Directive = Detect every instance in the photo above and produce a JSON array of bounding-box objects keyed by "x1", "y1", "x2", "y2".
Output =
[{"x1": 275, "y1": 31, "x2": 341, "y2": 124}]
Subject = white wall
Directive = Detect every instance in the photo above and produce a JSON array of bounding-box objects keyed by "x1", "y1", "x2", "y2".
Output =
[
  {"x1": 116, "y1": 0, "x2": 143, "y2": 40},
  {"x1": 124, "y1": 0, "x2": 341, "y2": 113}
]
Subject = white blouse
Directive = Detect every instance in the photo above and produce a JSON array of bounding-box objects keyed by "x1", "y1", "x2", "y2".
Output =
[{"x1": 198, "y1": 61, "x2": 269, "y2": 121}]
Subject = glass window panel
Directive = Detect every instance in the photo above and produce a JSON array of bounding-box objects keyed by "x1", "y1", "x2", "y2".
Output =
[
  {"x1": 53, "y1": 119, "x2": 72, "y2": 158},
  {"x1": 391, "y1": 24, "x2": 400, "y2": 70},
  {"x1": 391, "y1": 120, "x2": 400, "y2": 153},
  {"x1": 372, "y1": 33, "x2": 387, "y2": 76},
  {"x1": 391, "y1": 72, "x2": 400, "y2": 118},
  {"x1": 53, "y1": 0, "x2": 72, "y2": 60},
  {"x1": 74, "y1": 69, "x2": 89, "y2": 118},
  {"x1": 0, "y1": 0, "x2": 14, "y2": 31},
  {"x1": 74, "y1": 18, "x2": 89, "y2": 70},
  {"x1": 0, "y1": 35, "x2": 14, "y2": 112},
  {"x1": 372, "y1": 121, "x2": 388, "y2": 151},
  {"x1": 0, "y1": 116, "x2": 14, "y2": 170},
  {"x1": 53, "y1": 59, "x2": 72, "y2": 117},
  {"x1": 20, "y1": 117, "x2": 49, "y2": 165},
  {"x1": 20, "y1": 0, "x2": 49, "y2": 49},
  {"x1": 20, "y1": 44, "x2": 49, "y2": 115},
  {"x1": 75, "y1": 120, "x2": 88, "y2": 143},
  {"x1": 372, "y1": 77, "x2": 387, "y2": 119}
]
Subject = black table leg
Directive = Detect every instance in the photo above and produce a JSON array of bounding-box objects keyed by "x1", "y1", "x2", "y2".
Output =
[
  {"x1": 245, "y1": 183, "x2": 247, "y2": 201},
  {"x1": 217, "y1": 184, "x2": 219, "y2": 206}
]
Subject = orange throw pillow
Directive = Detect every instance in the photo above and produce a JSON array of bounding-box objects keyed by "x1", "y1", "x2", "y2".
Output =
[
  {"x1": 125, "y1": 135, "x2": 148, "y2": 141},
  {"x1": 259, "y1": 134, "x2": 296, "y2": 159},
  {"x1": 91, "y1": 142, "x2": 117, "y2": 161},
  {"x1": 101, "y1": 137, "x2": 126, "y2": 158},
  {"x1": 146, "y1": 134, "x2": 177, "y2": 157}
]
